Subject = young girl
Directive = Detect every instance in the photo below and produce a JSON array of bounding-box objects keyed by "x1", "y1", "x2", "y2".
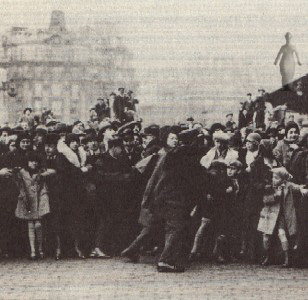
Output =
[
  {"x1": 257, "y1": 167, "x2": 307, "y2": 267},
  {"x1": 15, "y1": 151, "x2": 54, "y2": 259}
]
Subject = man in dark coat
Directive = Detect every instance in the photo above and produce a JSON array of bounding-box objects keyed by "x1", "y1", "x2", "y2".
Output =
[
  {"x1": 143, "y1": 129, "x2": 206, "y2": 272},
  {"x1": 42, "y1": 133, "x2": 64, "y2": 259},
  {"x1": 95, "y1": 98, "x2": 110, "y2": 122},
  {"x1": 113, "y1": 88, "x2": 129, "y2": 123}
]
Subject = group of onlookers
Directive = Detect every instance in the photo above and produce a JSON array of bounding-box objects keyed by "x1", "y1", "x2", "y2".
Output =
[{"x1": 1, "y1": 90, "x2": 308, "y2": 273}]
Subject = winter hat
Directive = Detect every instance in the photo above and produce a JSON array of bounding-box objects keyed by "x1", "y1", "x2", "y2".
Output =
[
  {"x1": 213, "y1": 131, "x2": 230, "y2": 142},
  {"x1": 25, "y1": 151, "x2": 41, "y2": 164},
  {"x1": 178, "y1": 128, "x2": 199, "y2": 144},
  {"x1": 143, "y1": 125, "x2": 160, "y2": 138},
  {"x1": 285, "y1": 121, "x2": 300, "y2": 137},
  {"x1": 246, "y1": 133, "x2": 262, "y2": 145},
  {"x1": 65, "y1": 133, "x2": 80, "y2": 146},
  {"x1": 272, "y1": 167, "x2": 293, "y2": 181},
  {"x1": 210, "y1": 123, "x2": 226, "y2": 134},
  {"x1": 45, "y1": 133, "x2": 60, "y2": 145},
  {"x1": 16, "y1": 132, "x2": 31, "y2": 147}
]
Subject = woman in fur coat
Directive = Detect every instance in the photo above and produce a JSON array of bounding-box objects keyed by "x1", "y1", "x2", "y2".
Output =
[{"x1": 56, "y1": 133, "x2": 92, "y2": 258}]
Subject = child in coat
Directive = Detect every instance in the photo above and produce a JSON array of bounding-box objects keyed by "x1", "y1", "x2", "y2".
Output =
[
  {"x1": 225, "y1": 160, "x2": 248, "y2": 261},
  {"x1": 15, "y1": 151, "x2": 55, "y2": 259},
  {"x1": 257, "y1": 167, "x2": 308, "y2": 267}
]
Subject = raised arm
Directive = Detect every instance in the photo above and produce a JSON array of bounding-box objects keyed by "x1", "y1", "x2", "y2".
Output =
[{"x1": 274, "y1": 46, "x2": 283, "y2": 65}]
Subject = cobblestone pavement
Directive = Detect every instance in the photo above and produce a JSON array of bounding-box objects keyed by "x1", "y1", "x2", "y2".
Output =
[{"x1": 1, "y1": 256, "x2": 308, "y2": 300}]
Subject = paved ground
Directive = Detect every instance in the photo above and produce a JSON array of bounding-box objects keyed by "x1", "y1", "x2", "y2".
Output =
[{"x1": 1, "y1": 256, "x2": 308, "y2": 300}]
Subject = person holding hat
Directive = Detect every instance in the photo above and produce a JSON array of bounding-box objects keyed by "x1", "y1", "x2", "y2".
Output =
[
  {"x1": 238, "y1": 132, "x2": 271, "y2": 262},
  {"x1": 273, "y1": 121, "x2": 300, "y2": 169},
  {"x1": 200, "y1": 131, "x2": 238, "y2": 169}
]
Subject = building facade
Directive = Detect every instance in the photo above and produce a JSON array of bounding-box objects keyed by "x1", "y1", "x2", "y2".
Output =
[{"x1": 0, "y1": 11, "x2": 137, "y2": 124}]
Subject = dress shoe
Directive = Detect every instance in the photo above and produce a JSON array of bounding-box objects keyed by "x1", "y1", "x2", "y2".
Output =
[{"x1": 157, "y1": 262, "x2": 185, "y2": 273}]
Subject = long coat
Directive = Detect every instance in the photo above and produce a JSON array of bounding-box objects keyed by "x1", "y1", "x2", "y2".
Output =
[
  {"x1": 258, "y1": 182, "x2": 300, "y2": 235},
  {"x1": 15, "y1": 168, "x2": 50, "y2": 220}
]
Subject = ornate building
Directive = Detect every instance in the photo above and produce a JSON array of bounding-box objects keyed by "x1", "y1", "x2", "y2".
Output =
[{"x1": 0, "y1": 11, "x2": 137, "y2": 124}]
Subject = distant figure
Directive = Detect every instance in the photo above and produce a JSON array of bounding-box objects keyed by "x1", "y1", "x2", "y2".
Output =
[{"x1": 274, "y1": 32, "x2": 302, "y2": 88}]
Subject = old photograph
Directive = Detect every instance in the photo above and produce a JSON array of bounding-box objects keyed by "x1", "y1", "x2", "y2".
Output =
[{"x1": 0, "y1": 0, "x2": 307, "y2": 299}]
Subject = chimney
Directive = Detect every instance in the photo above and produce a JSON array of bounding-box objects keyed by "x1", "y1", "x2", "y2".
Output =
[{"x1": 49, "y1": 10, "x2": 66, "y2": 32}]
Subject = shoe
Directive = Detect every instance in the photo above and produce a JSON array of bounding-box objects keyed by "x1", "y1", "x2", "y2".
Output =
[
  {"x1": 282, "y1": 251, "x2": 290, "y2": 268},
  {"x1": 121, "y1": 248, "x2": 140, "y2": 263},
  {"x1": 90, "y1": 250, "x2": 97, "y2": 258},
  {"x1": 94, "y1": 248, "x2": 111, "y2": 259},
  {"x1": 29, "y1": 254, "x2": 36, "y2": 261},
  {"x1": 55, "y1": 249, "x2": 62, "y2": 261},
  {"x1": 157, "y1": 262, "x2": 185, "y2": 273},
  {"x1": 39, "y1": 252, "x2": 45, "y2": 259}
]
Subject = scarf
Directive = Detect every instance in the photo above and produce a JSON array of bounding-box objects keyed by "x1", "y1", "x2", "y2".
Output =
[{"x1": 57, "y1": 139, "x2": 87, "y2": 168}]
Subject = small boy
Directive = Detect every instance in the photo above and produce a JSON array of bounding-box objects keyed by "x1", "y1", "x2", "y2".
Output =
[{"x1": 225, "y1": 160, "x2": 247, "y2": 261}]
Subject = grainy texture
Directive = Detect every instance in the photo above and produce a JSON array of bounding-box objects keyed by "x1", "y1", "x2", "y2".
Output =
[{"x1": 0, "y1": 257, "x2": 308, "y2": 299}]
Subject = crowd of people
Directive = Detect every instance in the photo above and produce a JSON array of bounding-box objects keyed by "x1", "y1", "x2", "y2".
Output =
[{"x1": 1, "y1": 87, "x2": 308, "y2": 273}]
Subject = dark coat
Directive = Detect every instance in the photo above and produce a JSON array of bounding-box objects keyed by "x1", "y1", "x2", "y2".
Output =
[
  {"x1": 95, "y1": 153, "x2": 133, "y2": 216},
  {"x1": 113, "y1": 96, "x2": 128, "y2": 122},
  {"x1": 238, "y1": 111, "x2": 250, "y2": 129},
  {"x1": 239, "y1": 148, "x2": 271, "y2": 216},
  {"x1": 140, "y1": 145, "x2": 206, "y2": 226}
]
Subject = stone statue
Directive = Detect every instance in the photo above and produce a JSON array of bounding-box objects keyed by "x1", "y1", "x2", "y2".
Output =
[{"x1": 274, "y1": 32, "x2": 302, "y2": 88}]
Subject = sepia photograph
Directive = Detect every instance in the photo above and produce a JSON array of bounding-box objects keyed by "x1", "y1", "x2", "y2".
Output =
[{"x1": 0, "y1": 0, "x2": 307, "y2": 299}]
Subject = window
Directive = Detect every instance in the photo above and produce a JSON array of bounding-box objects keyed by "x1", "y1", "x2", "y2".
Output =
[
  {"x1": 34, "y1": 83, "x2": 42, "y2": 97},
  {"x1": 52, "y1": 100, "x2": 62, "y2": 115},
  {"x1": 51, "y1": 83, "x2": 62, "y2": 96},
  {"x1": 34, "y1": 99, "x2": 42, "y2": 112}
]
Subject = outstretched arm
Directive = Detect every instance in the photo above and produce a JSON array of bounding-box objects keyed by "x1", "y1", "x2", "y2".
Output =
[
  {"x1": 274, "y1": 46, "x2": 283, "y2": 65},
  {"x1": 294, "y1": 46, "x2": 302, "y2": 65}
]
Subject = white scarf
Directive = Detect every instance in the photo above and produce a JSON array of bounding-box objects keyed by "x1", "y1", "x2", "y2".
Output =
[{"x1": 57, "y1": 139, "x2": 87, "y2": 168}]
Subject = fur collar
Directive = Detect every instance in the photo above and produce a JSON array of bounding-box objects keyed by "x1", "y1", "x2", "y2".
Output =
[{"x1": 57, "y1": 139, "x2": 87, "y2": 168}]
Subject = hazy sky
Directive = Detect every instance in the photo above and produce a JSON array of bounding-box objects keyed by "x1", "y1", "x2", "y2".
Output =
[{"x1": 0, "y1": 0, "x2": 307, "y2": 118}]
